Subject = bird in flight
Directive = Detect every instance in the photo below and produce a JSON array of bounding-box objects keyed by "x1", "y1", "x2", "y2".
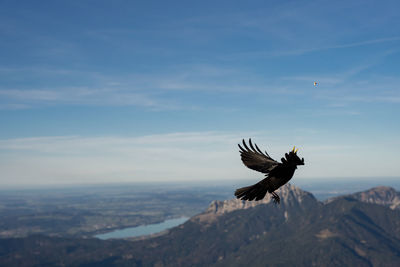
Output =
[{"x1": 235, "y1": 139, "x2": 305, "y2": 203}]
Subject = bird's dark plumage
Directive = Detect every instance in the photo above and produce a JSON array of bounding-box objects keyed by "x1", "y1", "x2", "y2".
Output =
[{"x1": 235, "y1": 139, "x2": 304, "y2": 203}]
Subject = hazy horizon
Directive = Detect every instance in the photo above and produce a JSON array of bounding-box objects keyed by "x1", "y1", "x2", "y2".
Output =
[{"x1": 1, "y1": 176, "x2": 399, "y2": 191}]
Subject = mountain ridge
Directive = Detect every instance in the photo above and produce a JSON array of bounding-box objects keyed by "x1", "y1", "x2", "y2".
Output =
[
  {"x1": 346, "y1": 186, "x2": 400, "y2": 209},
  {"x1": 192, "y1": 184, "x2": 400, "y2": 225}
]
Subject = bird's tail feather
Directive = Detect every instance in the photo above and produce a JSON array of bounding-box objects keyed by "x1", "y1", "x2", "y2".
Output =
[
  {"x1": 235, "y1": 183, "x2": 268, "y2": 201},
  {"x1": 234, "y1": 186, "x2": 253, "y2": 198}
]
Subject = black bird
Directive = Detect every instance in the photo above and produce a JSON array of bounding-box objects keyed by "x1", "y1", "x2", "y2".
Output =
[{"x1": 235, "y1": 139, "x2": 304, "y2": 203}]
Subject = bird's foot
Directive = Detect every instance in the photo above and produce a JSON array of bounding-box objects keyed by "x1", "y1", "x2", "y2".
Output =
[{"x1": 271, "y1": 193, "x2": 280, "y2": 204}]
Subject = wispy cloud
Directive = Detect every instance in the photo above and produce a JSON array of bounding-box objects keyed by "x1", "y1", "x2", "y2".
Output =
[
  {"x1": 224, "y1": 36, "x2": 400, "y2": 61},
  {"x1": 321, "y1": 94, "x2": 400, "y2": 104},
  {"x1": 282, "y1": 58, "x2": 383, "y2": 86},
  {"x1": 0, "y1": 132, "x2": 257, "y2": 186},
  {"x1": 0, "y1": 103, "x2": 30, "y2": 110},
  {"x1": 0, "y1": 63, "x2": 294, "y2": 110},
  {"x1": 325, "y1": 36, "x2": 400, "y2": 50},
  {"x1": 270, "y1": 37, "x2": 400, "y2": 57},
  {"x1": 311, "y1": 72, "x2": 400, "y2": 106},
  {"x1": 0, "y1": 87, "x2": 166, "y2": 108},
  {"x1": 1, "y1": 131, "x2": 399, "y2": 186}
]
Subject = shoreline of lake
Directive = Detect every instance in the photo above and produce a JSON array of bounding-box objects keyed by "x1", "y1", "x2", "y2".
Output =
[{"x1": 95, "y1": 217, "x2": 189, "y2": 240}]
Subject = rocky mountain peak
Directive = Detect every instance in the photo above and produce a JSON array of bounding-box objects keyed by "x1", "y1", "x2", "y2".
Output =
[
  {"x1": 191, "y1": 183, "x2": 316, "y2": 223},
  {"x1": 350, "y1": 186, "x2": 400, "y2": 210}
]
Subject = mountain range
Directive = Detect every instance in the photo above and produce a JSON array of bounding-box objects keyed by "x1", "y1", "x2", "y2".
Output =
[{"x1": 1, "y1": 184, "x2": 400, "y2": 266}]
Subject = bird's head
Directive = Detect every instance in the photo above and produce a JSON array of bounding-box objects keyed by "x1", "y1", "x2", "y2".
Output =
[{"x1": 282, "y1": 146, "x2": 304, "y2": 166}]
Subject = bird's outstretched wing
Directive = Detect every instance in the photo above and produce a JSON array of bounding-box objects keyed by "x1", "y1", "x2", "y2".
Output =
[{"x1": 238, "y1": 139, "x2": 279, "y2": 174}]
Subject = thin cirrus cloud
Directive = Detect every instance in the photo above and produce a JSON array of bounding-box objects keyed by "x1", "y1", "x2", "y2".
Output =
[
  {"x1": 0, "y1": 131, "x2": 399, "y2": 186},
  {"x1": 267, "y1": 37, "x2": 400, "y2": 57},
  {"x1": 225, "y1": 37, "x2": 400, "y2": 63},
  {"x1": 0, "y1": 132, "x2": 253, "y2": 186},
  {"x1": 0, "y1": 52, "x2": 398, "y2": 113},
  {"x1": 0, "y1": 63, "x2": 290, "y2": 109},
  {"x1": 0, "y1": 87, "x2": 172, "y2": 109}
]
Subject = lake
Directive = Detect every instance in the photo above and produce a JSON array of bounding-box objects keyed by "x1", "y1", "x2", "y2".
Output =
[{"x1": 95, "y1": 217, "x2": 189, "y2": 240}]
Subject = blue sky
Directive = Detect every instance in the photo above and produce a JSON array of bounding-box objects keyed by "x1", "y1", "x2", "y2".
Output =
[{"x1": 1, "y1": 0, "x2": 400, "y2": 186}]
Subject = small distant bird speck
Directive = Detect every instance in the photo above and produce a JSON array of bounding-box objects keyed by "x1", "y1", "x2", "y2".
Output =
[
  {"x1": 313, "y1": 81, "x2": 318, "y2": 86},
  {"x1": 235, "y1": 139, "x2": 305, "y2": 203}
]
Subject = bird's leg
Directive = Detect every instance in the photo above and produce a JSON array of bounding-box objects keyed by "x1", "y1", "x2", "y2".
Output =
[{"x1": 270, "y1": 192, "x2": 280, "y2": 204}]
